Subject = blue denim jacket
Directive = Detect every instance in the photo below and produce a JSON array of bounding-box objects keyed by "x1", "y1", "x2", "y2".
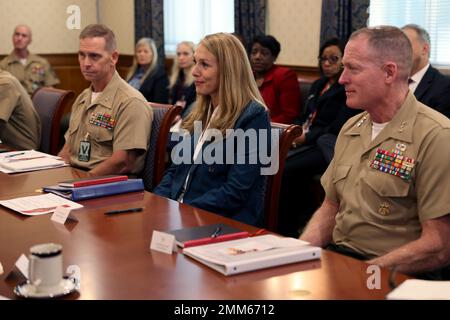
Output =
[{"x1": 154, "y1": 100, "x2": 271, "y2": 226}]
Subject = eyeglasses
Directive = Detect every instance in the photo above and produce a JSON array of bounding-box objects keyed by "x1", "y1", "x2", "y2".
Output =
[{"x1": 318, "y1": 55, "x2": 341, "y2": 64}]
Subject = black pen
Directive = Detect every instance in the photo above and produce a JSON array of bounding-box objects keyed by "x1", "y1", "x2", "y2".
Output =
[
  {"x1": 105, "y1": 207, "x2": 143, "y2": 215},
  {"x1": 210, "y1": 226, "x2": 222, "y2": 238}
]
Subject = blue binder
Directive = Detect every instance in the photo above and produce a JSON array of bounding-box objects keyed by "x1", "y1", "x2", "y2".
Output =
[{"x1": 43, "y1": 179, "x2": 144, "y2": 201}]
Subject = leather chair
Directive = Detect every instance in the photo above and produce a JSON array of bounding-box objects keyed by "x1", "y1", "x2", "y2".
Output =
[
  {"x1": 142, "y1": 103, "x2": 182, "y2": 191},
  {"x1": 264, "y1": 122, "x2": 302, "y2": 231},
  {"x1": 31, "y1": 87, "x2": 75, "y2": 155}
]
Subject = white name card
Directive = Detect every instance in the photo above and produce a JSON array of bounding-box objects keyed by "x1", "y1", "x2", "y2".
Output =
[
  {"x1": 51, "y1": 206, "x2": 78, "y2": 224},
  {"x1": 15, "y1": 254, "x2": 29, "y2": 279},
  {"x1": 150, "y1": 230, "x2": 176, "y2": 254}
]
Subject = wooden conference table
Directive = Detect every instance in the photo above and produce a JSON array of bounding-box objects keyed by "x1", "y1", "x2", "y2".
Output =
[{"x1": 0, "y1": 166, "x2": 409, "y2": 300}]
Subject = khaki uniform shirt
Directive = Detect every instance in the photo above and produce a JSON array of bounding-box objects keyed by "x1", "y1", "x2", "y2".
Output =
[
  {"x1": 0, "y1": 70, "x2": 41, "y2": 150},
  {"x1": 65, "y1": 71, "x2": 153, "y2": 175},
  {"x1": 321, "y1": 92, "x2": 450, "y2": 258},
  {"x1": 0, "y1": 52, "x2": 60, "y2": 95}
]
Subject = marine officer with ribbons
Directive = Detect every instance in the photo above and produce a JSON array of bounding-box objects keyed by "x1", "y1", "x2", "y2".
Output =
[
  {"x1": 300, "y1": 26, "x2": 450, "y2": 279},
  {"x1": 58, "y1": 24, "x2": 152, "y2": 176}
]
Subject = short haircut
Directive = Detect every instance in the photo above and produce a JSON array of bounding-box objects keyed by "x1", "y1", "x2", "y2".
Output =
[
  {"x1": 250, "y1": 35, "x2": 281, "y2": 59},
  {"x1": 402, "y1": 24, "x2": 431, "y2": 45},
  {"x1": 79, "y1": 24, "x2": 117, "y2": 52},
  {"x1": 350, "y1": 26, "x2": 412, "y2": 81}
]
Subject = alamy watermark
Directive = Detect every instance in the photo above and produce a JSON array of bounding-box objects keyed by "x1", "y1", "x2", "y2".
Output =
[
  {"x1": 66, "y1": 5, "x2": 81, "y2": 30},
  {"x1": 170, "y1": 121, "x2": 280, "y2": 175}
]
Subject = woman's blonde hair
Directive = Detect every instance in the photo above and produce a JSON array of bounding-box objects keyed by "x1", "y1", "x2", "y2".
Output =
[
  {"x1": 182, "y1": 33, "x2": 265, "y2": 134},
  {"x1": 169, "y1": 41, "x2": 196, "y2": 89},
  {"x1": 126, "y1": 37, "x2": 159, "y2": 83}
]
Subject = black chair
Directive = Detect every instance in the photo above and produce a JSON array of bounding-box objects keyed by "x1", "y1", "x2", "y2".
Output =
[
  {"x1": 32, "y1": 87, "x2": 75, "y2": 155},
  {"x1": 142, "y1": 103, "x2": 182, "y2": 191}
]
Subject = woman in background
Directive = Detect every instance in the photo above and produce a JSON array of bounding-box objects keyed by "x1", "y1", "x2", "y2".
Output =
[
  {"x1": 278, "y1": 38, "x2": 361, "y2": 237},
  {"x1": 249, "y1": 34, "x2": 301, "y2": 124},
  {"x1": 126, "y1": 37, "x2": 169, "y2": 103},
  {"x1": 155, "y1": 33, "x2": 271, "y2": 226},
  {"x1": 169, "y1": 41, "x2": 196, "y2": 118}
]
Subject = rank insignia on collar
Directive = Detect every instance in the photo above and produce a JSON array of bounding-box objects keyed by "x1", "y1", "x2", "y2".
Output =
[{"x1": 378, "y1": 202, "x2": 390, "y2": 216}]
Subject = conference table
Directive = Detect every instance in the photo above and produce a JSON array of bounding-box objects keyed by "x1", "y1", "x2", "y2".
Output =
[{"x1": 0, "y1": 165, "x2": 409, "y2": 300}]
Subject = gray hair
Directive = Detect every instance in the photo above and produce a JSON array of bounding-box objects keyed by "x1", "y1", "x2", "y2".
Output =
[
  {"x1": 79, "y1": 24, "x2": 116, "y2": 52},
  {"x1": 350, "y1": 26, "x2": 412, "y2": 81},
  {"x1": 402, "y1": 24, "x2": 431, "y2": 45}
]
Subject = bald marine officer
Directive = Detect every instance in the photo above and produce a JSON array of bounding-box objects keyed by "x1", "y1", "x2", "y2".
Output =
[
  {"x1": 0, "y1": 24, "x2": 59, "y2": 96},
  {"x1": 58, "y1": 24, "x2": 153, "y2": 176},
  {"x1": 300, "y1": 26, "x2": 450, "y2": 280},
  {"x1": 0, "y1": 69, "x2": 41, "y2": 150}
]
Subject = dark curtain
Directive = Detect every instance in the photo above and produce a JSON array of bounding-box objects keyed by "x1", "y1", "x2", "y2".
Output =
[
  {"x1": 234, "y1": 0, "x2": 266, "y2": 50},
  {"x1": 134, "y1": 0, "x2": 165, "y2": 61},
  {"x1": 320, "y1": 0, "x2": 369, "y2": 44}
]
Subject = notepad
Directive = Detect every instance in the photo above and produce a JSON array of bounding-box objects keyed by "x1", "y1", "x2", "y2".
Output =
[
  {"x1": 0, "y1": 150, "x2": 65, "y2": 173},
  {"x1": 386, "y1": 279, "x2": 450, "y2": 300},
  {"x1": 183, "y1": 235, "x2": 321, "y2": 276}
]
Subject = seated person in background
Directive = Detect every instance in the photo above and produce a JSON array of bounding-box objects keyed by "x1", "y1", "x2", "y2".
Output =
[
  {"x1": 0, "y1": 69, "x2": 41, "y2": 150},
  {"x1": 169, "y1": 41, "x2": 196, "y2": 119},
  {"x1": 301, "y1": 26, "x2": 450, "y2": 280},
  {"x1": 249, "y1": 35, "x2": 301, "y2": 124},
  {"x1": 0, "y1": 24, "x2": 60, "y2": 96},
  {"x1": 126, "y1": 37, "x2": 169, "y2": 103},
  {"x1": 402, "y1": 24, "x2": 450, "y2": 119},
  {"x1": 154, "y1": 33, "x2": 271, "y2": 227},
  {"x1": 58, "y1": 24, "x2": 152, "y2": 176},
  {"x1": 277, "y1": 38, "x2": 360, "y2": 237}
]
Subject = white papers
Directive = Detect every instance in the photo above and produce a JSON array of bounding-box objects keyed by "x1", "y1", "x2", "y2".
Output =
[
  {"x1": 0, "y1": 150, "x2": 66, "y2": 173},
  {"x1": 0, "y1": 193, "x2": 83, "y2": 216},
  {"x1": 183, "y1": 235, "x2": 321, "y2": 275},
  {"x1": 150, "y1": 230, "x2": 176, "y2": 254},
  {"x1": 387, "y1": 279, "x2": 450, "y2": 300}
]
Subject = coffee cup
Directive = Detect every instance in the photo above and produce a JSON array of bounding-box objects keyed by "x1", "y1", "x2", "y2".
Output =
[{"x1": 29, "y1": 243, "x2": 63, "y2": 292}]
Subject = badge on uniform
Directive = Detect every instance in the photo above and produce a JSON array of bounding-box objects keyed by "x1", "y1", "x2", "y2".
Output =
[
  {"x1": 78, "y1": 134, "x2": 91, "y2": 162},
  {"x1": 369, "y1": 143, "x2": 415, "y2": 181},
  {"x1": 89, "y1": 112, "x2": 116, "y2": 130}
]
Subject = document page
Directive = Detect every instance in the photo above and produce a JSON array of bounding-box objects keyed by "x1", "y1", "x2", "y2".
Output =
[{"x1": 0, "y1": 193, "x2": 83, "y2": 215}]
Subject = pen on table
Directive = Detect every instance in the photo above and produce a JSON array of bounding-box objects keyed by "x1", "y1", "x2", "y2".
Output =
[
  {"x1": 104, "y1": 207, "x2": 143, "y2": 215},
  {"x1": 210, "y1": 226, "x2": 222, "y2": 238},
  {"x1": 4, "y1": 152, "x2": 26, "y2": 158}
]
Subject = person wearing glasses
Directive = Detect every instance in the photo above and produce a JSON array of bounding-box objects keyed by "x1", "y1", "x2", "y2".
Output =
[
  {"x1": 277, "y1": 38, "x2": 360, "y2": 237},
  {"x1": 249, "y1": 35, "x2": 301, "y2": 124}
]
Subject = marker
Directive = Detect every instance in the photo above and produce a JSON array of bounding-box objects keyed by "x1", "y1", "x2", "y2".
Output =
[{"x1": 104, "y1": 207, "x2": 143, "y2": 215}]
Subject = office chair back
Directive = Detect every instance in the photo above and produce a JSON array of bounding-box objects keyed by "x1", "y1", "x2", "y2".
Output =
[
  {"x1": 142, "y1": 103, "x2": 182, "y2": 191},
  {"x1": 264, "y1": 122, "x2": 302, "y2": 231},
  {"x1": 32, "y1": 87, "x2": 75, "y2": 155}
]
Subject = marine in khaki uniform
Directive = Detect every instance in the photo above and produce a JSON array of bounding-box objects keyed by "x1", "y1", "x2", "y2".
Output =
[
  {"x1": 0, "y1": 25, "x2": 59, "y2": 96},
  {"x1": 300, "y1": 26, "x2": 450, "y2": 278},
  {"x1": 58, "y1": 24, "x2": 152, "y2": 176},
  {"x1": 0, "y1": 70, "x2": 41, "y2": 150}
]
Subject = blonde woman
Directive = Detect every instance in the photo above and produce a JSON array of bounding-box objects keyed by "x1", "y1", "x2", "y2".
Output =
[
  {"x1": 126, "y1": 37, "x2": 169, "y2": 103},
  {"x1": 154, "y1": 33, "x2": 271, "y2": 226},
  {"x1": 169, "y1": 41, "x2": 196, "y2": 117}
]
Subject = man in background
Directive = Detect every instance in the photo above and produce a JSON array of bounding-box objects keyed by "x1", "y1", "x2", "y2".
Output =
[
  {"x1": 58, "y1": 24, "x2": 152, "y2": 176},
  {"x1": 0, "y1": 24, "x2": 60, "y2": 96},
  {"x1": 0, "y1": 69, "x2": 41, "y2": 150},
  {"x1": 402, "y1": 24, "x2": 450, "y2": 119}
]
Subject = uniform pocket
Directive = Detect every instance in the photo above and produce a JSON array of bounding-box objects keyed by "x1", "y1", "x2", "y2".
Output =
[
  {"x1": 332, "y1": 165, "x2": 351, "y2": 197},
  {"x1": 361, "y1": 170, "x2": 412, "y2": 225}
]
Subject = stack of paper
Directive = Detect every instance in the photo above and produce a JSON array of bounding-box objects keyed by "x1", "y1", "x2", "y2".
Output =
[
  {"x1": 183, "y1": 234, "x2": 321, "y2": 275},
  {"x1": 0, "y1": 193, "x2": 83, "y2": 216},
  {"x1": 0, "y1": 150, "x2": 66, "y2": 173},
  {"x1": 387, "y1": 279, "x2": 450, "y2": 300}
]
